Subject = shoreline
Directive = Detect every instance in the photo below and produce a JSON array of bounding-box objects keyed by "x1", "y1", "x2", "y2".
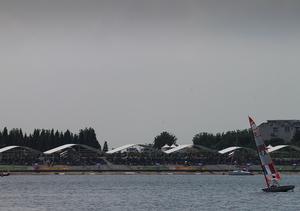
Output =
[
  {"x1": 2, "y1": 164, "x2": 300, "y2": 175},
  {"x1": 5, "y1": 170, "x2": 300, "y2": 176}
]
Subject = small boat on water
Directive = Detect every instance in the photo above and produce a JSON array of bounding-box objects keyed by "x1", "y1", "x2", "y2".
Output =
[
  {"x1": 228, "y1": 169, "x2": 253, "y2": 176},
  {"x1": 248, "y1": 116, "x2": 295, "y2": 192},
  {"x1": 0, "y1": 172, "x2": 10, "y2": 177}
]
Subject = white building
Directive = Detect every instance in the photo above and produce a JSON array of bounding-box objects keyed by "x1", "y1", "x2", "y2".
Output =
[{"x1": 259, "y1": 120, "x2": 300, "y2": 143}]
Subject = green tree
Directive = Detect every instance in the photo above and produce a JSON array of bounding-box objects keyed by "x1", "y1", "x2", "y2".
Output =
[
  {"x1": 291, "y1": 131, "x2": 300, "y2": 146},
  {"x1": 78, "y1": 128, "x2": 101, "y2": 149},
  {"x1": 103, "y1": 141, "x2": 108, "y2": 152},
  {"x1": 0, "y1": 127, "x2": 102, "y2": 151},
  {"x1": 192, "y1": 132, "x2": 218, "y2": 149},
  {"x1": 2, "y1": 127, "x2": 8, "y2": 146},
  {"x1": 193, "y1": 129, "x2": 255, "y2": 150},
  {"x1": 265, "y1": 138, "x2": 285, "y2": 146},
  {"x1": 63, "y1": 130, "x2": 72, "y2": 144},
  {"x1": 153, "y1": 131, "x2": 177, "y2": 149}
]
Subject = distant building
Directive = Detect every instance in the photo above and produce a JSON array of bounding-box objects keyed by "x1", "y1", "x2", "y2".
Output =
[{"x1": 259, "y1": 120, "x2": 300, "y2": 143}]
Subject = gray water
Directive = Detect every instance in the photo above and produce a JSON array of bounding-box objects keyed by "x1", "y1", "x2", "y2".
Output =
[{"x1": 0, "y1": 174, "x2": 299, "y2": 211}]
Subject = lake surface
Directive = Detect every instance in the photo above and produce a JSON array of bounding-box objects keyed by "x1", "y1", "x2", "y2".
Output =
[{"x1": 0, "y1": 174, "x2": 299, "y2": 211}]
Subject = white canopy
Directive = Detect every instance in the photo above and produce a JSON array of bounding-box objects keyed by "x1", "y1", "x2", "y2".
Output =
[
  {"x1": 218, "y1": 146, "x2": 241, "y2": 154},
  {"x1": 44, "y1": 144, "x2": 77, "y2": 154},
  {"x1": 106, "y1": 144, "x2": 139, "y2": 154},
  {"x1": 44, "y1": 144, "x2": 100, "y2": 155},
  {"x1": 161, "y1": 144, "x2": 170, "y2": 149},
  {"x1": 161, "y1": 144, "x2": 177, "y2": 150},
  {"x1": 0, "y1": 146, "x2": 19, "y2": 153},
  {"x1": 0, "y1": 146, "x2": 41, "y2": 154},
  {"x1": 267, "y1": 145, "x2": 290, "y2": 153},
  {"x1": 164, "y1": 144, "x2": 193, "y2": 154}
]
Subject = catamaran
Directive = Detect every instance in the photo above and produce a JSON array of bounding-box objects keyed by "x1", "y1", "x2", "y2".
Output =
[{"x1": 248, "y1": 116, "x2": 295, "y2": 192}]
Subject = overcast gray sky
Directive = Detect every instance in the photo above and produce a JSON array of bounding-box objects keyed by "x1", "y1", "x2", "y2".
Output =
[{"x1": 1, "y1": 0, "x2": 300, "y2": 147}]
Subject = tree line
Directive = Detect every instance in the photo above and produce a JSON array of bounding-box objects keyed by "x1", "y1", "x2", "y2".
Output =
[
  {"x1": 0, "y1": 127, "x2": 105, "y2": 152},
  {"x1": 192, "y1": 129, "x2": 256, "y2": 150},
  {"x1": 1, "y1": 126, "x2": 299, "y2": 153},
  {"x1": 153, "y1": 130, "x2": 256, "y2": 150},
  {"x1": 192, "y1": 129, "x2": 300, "y2": 149},
  {"x1": 153, "y1": 129, "x2": 300, "y2": 150}
]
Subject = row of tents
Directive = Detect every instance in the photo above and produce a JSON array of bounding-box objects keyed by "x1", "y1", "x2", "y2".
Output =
[
  {"x1": 0, "y1": 144, "x2": 101, "y2": 156},
  {"x1": 0, "y1": 143, "x2": 299, "y2": 159},
  {"x1": 106, "y1": 143, "x2": 300, "y2": 155}
]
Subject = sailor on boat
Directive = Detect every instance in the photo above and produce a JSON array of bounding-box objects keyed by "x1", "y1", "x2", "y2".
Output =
[{"x1": 270, "y1": 178, "x2": 279, "y2": 188}]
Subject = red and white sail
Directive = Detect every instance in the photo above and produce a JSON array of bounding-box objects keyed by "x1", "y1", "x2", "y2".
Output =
[{"x1": 248, "y1": 116, "x2": 281, "y2": 187}]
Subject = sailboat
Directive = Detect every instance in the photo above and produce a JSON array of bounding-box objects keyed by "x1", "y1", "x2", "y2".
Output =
[
  {"x1": 248, "y1": 116, "x2": 295, "y2": 192},
  {"x1": 228, "y1": 151, "x2": 253, "y2": 176}
]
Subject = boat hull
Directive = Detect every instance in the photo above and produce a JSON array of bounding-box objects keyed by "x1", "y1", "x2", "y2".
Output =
[
  {"x1": 228, "y1": 170, "x2": 253, "y2": 176},
  {"x1": 262, "y1": 185, "x2": 295, "y2": 192}
]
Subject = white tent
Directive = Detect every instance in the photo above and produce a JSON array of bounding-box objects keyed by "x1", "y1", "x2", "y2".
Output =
[
  {"x1": 218, "y1": 146, "x2": 241, "y2": 154},
  {"x1": 164, "y1": 144, "x2": 193, "y2": 154},
  {"x1": 106, "y1": 144, "x2": 143, "y2": 154}
]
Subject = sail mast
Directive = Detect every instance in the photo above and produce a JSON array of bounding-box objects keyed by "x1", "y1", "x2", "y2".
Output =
[
  {"x1": 248, "y1": 117, "x2": 269, "y2": 187},
  {"x1": 248, "y1": 116, "x2": 280, "y2": 187},
  {"x1": 254, "y1": 137, "x2": 270, "y2": 187}
]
